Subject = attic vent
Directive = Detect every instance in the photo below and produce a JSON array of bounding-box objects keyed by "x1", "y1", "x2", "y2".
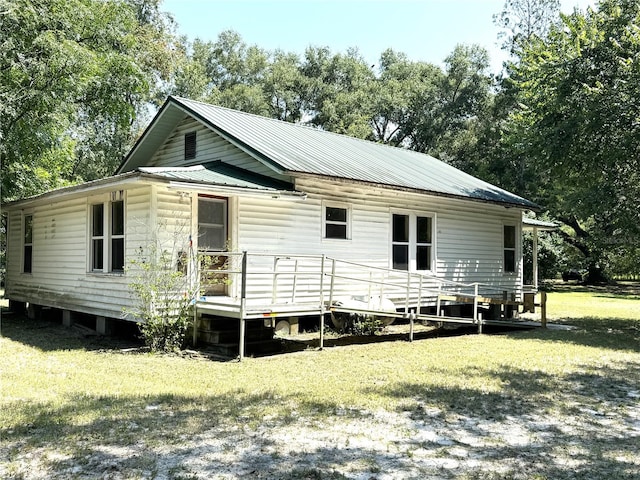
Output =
[{"x1": 184, "y1": 131, "x2": 196, "y2": 160}]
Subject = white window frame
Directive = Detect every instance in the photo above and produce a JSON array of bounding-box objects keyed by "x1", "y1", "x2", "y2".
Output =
[
  {"x1": 322, "y1": 201, "x2": 351, "y2": 241},
  {"x1": 89, "y1": 192, "x2": 125, "y2": 274},
  {"x1": 390, "y1": 211, "x2": 436, "y2": 273},
  {"x1": 23, "y1": 213, "x2": 33, "y2": 274},
  {"x1": 503, "y1": 223, "x2": 518, "y2": 275},
  {"x1": 197, "y1": 196, "x2": 228, "y2": 252}
]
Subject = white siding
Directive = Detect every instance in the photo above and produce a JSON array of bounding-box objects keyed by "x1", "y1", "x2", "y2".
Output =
[
  {"x1": 231, "y1": 177, "x2": 524, "y2": 304},
  {"x1": 5, "y1": 185, "x2": 154, "y2": 319},
  {"x1": 4, "y1": 173, "x2": 525, "y2": 321},
  {"x1": 149, "y1": 117, "x2": 290, "y2": 182}
]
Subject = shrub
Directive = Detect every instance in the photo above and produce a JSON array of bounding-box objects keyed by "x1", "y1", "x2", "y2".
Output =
[{"x1": 125, "y1": 244, "x2": 195, "y2": 353}]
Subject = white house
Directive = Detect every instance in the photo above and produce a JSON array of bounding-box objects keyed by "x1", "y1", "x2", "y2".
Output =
[{"x1": 3, "y1": 96, "x2": 544, "y2": 353}]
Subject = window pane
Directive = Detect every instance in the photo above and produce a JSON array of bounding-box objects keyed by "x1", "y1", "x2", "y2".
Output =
[
  {"x1": 111, "y1": 238, "x2": 124, "y2": 271},
  {"x1": 504, "y1": 225, "x2": 516, "y2": 249},
  {"x1": 392, "y1": 214, "x2": 409, "y2": 242},
  {"x1": 199, "y1": 199, "x2": 224, "y2": 225},
  {"x1": 326, "y1": 207, "x2": 347, "y2": 223},
  {"x1": 417, "y1": 245, "x2": 431, "y2": 270},
  {"x1": 504, "y1": 250, "x2": 515, "y2": 273},
  {"x1": 417, "y1": 216, "x2": 432, "y2": 244},
  {"x1": 392, "y1": 244, "x2": 409, "y2": 270},
  {"x1": 24, "y1": 245, "x2": 32, "y2": 273},
  {"x1": 92, "y1": 204, "x2": 104, "y2": 236},
  {"x1": 111, "y1": 201, "x2": 124, "y2": 236},
  {"x1": 24, "y1": 215, "x2": 33, "y2": 243},
  {"x1": 199, "y1": 226, "x2": 225, "y2": 250},
  {"x1": 92, "y1": 239, "x2": 104, "y2": 270},
  {"x1": 326, "y1": 223, "x2": 347, "y2": 239}
]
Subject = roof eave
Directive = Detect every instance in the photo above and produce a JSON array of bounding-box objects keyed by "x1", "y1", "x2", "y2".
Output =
[{"x1": 289, "y1": 171, "x2": 540, "y2": 211}]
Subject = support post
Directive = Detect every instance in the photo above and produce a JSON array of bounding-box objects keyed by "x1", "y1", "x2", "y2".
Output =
[
  {"x1": 540, "y1": 291, "x2": 547, "y2": 329},
  {"x1": 502, "y1": 290, "x2": 508, "y2": 319},
  {"x1": 328, "y1": 258, "x2": 336, "y2": 308},
  {"x1": 532, "y1": 226, "x2": 539, "y2": 290},
  {"x1": 238, "y1": 251, "x2": 248, "y2": 361},
  {"x1": 409, "y1": 312, "x2": 415, "y2": 342},
  {"x1": 478, "y1": 313, "x2": 483, "y2": 334},
  {"x1": 473, "y1": 284, "x2": 479, "y2": 324},
  {"x1": 319, "y1": 255, "x2": 325, "y2": 351},
  {"x1": 192, "y1": 310, "x2": 199, "y2": 347},
  {"x1": 62, "y1": 310, "x2": 73, "y2": 328}
]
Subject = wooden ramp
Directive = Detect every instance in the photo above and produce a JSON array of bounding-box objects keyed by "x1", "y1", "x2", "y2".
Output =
[{"x1": 193, "y1": 252, "x2": 549, "y2": 359}]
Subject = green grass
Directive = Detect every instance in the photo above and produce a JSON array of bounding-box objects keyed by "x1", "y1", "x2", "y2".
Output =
[{"x1": 1, "y1": 286, "x2": 639, "y2": 479}]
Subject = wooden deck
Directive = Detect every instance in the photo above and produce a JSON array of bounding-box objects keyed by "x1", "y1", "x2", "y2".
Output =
[{"x1": 192, "y1": 252, "x2": 549, "y2": 359}]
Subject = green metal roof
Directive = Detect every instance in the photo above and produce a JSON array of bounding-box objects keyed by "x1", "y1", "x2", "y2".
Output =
[
  {"x1": 120, "y1": 96, "x2": 539, "y2": 210},
  {"x1": 138, "y1": 162, "x2": 295, "y2": 192}
]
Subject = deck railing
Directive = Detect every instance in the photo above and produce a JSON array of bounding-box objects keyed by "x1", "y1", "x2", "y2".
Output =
[{"x1": 197, "y1": 251, "x2": 520, "y2": 315}]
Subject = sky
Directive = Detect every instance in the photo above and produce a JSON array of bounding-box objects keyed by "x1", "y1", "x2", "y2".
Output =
[{"x1": 161, "y1": 0, "x2": 595, "y2": 74}]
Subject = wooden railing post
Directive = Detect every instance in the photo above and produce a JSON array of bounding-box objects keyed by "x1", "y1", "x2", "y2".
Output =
[
  {"x1": 319, "y1": 255, "x2": 325, "y2": 351},
  {"x1": 541, "y1": 291, "x2": 547, "y2": 328},
  {"x1": 473, "y1": 283, "x2": 479, "y2": 324},
  {"x1": 238, "y1": 251, "x2": 248, "y2": 361}
]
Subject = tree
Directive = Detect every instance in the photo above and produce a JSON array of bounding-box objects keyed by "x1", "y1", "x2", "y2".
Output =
[
  {"x1": 301, "y1": 47, "x2": 377, "y2": 138},
  {"x1": 494, "y1": 0, "x2": 561, "y2": 54},
  {"x1": 0, "y1": 0, "x2": 179, "y2": 203},
  {"x1": 504, "y1": 0, "x2": 640, "y2": 280}
]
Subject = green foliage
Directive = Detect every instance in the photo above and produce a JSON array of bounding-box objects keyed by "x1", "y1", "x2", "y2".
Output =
[
  {"x1": 494, "y1": 0, "x2": 561, "y2": 54},
  {"x1": 125, "y1": 243, "x2": 195, "y2": 353},
  {"x1": 0, "y1": 0, "x2": 180, "y2": 202},
  {"x1": 498, "y1": 0, "x2": 640, "y2": 279},
  {"x1": 332, "y1": 313, "x2": 384, "y2": 336}
]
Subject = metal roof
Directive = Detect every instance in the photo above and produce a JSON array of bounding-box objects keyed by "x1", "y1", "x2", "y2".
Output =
[
  {"x1": 138, "y1": 162, "x2": 295, "y2": 192},
  {"x1": 522, "y1": 218, "x2": 558, "y2": 230},
  {"x1": 120, "y1": 96, "x2": 539, "y2": 210}
]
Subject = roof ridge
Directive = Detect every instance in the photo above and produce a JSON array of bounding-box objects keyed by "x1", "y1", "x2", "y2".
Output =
[{"x1": 169, "y1": 95, "x2": 429, "y2": 157}]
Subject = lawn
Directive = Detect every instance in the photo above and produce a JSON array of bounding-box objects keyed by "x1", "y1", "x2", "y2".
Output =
[{"x1": 1, "y1": 287, "x2": 639, "y2": 479}]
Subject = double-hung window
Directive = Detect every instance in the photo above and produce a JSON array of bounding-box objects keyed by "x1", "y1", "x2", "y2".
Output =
[
  {"x1": 392, "y1": 213, "x2": 434, "y2": 271},
  {"x1": 323, "y1": 203, "x2": 350, "y2": 240},
  {"x1": 91, "y1": 196, "x2": 125, "y2": 273},
  {"x1": 503, "y1": 225, "x2": 516, "y2": 274},
  {"x1": 23, "y1": 214, "x2": 33, "y2": 273}
]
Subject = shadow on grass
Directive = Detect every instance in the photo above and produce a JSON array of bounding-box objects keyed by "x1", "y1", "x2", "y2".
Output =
[
  {"x1": 507, "y1": 316, "x2": 640, "y2": 353},
  {"x1": 2, "y1": 360, "x2": 639, "y2": 479},
  {"x1": 364, "y1": 360, "x2": 640, "y2": 479},
  {"x1": 0, "y1": 310, "x2": 144, "y2": 353}
]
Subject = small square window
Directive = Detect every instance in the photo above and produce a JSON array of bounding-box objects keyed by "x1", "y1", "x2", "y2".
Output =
[{"x1": 324, "y1": 205, "x2": 349, "y2": 239}]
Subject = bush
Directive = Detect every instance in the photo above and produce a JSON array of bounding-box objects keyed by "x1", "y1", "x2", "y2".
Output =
[
  {"x1": 126, "y1": 244, "x2": 195, "y2": 353},
  {"x1": 333, "y1": 313, "x2": 384, "y2": 336}
]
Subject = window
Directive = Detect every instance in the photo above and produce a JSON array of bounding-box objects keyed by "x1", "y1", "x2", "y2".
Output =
[
  {"x1": 91, "y1": 204, "x2": 104, "y2": 270},
  {"x1": 111, "y1": 200, "x2": 124, "y2": 271},
  {"x1": 90, "y1": 198, "x2": 125, "y2": 273},
  {"x1": 504, "y1": 225, "x2": 516, "y2": 273},
  {"x1": 184, "y1": 131, "x2": 196, "y2": 160},
  {"x1": 416, "y1": 216, "x2": 433, "y2": 271},
  {"x1": 324, "y1": 204, "x2": 349, "y2": 240},
  {"x1": 392, "y1": 213, "x2": 434, "y2": 271},
  {"x1": 23, "y1": 214, "x2": 33, "y2": 273},
  {"x1": 198, "y1": 197, "x2": 227, "y2": 251},
  {"x1": 392, "y1": 214, "x2": 409, "y2": 270}
]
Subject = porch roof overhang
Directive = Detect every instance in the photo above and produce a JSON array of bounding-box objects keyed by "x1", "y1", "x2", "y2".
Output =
[
  {"x1": 138, "y1": 163, "x2": 306, "y2": 200},
  {"x1": 522, "y1": 218, "x2": 558, "y2": 231},
  {"x1": 3, "y1": 164, "x2": 305, "y2": 209}
]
